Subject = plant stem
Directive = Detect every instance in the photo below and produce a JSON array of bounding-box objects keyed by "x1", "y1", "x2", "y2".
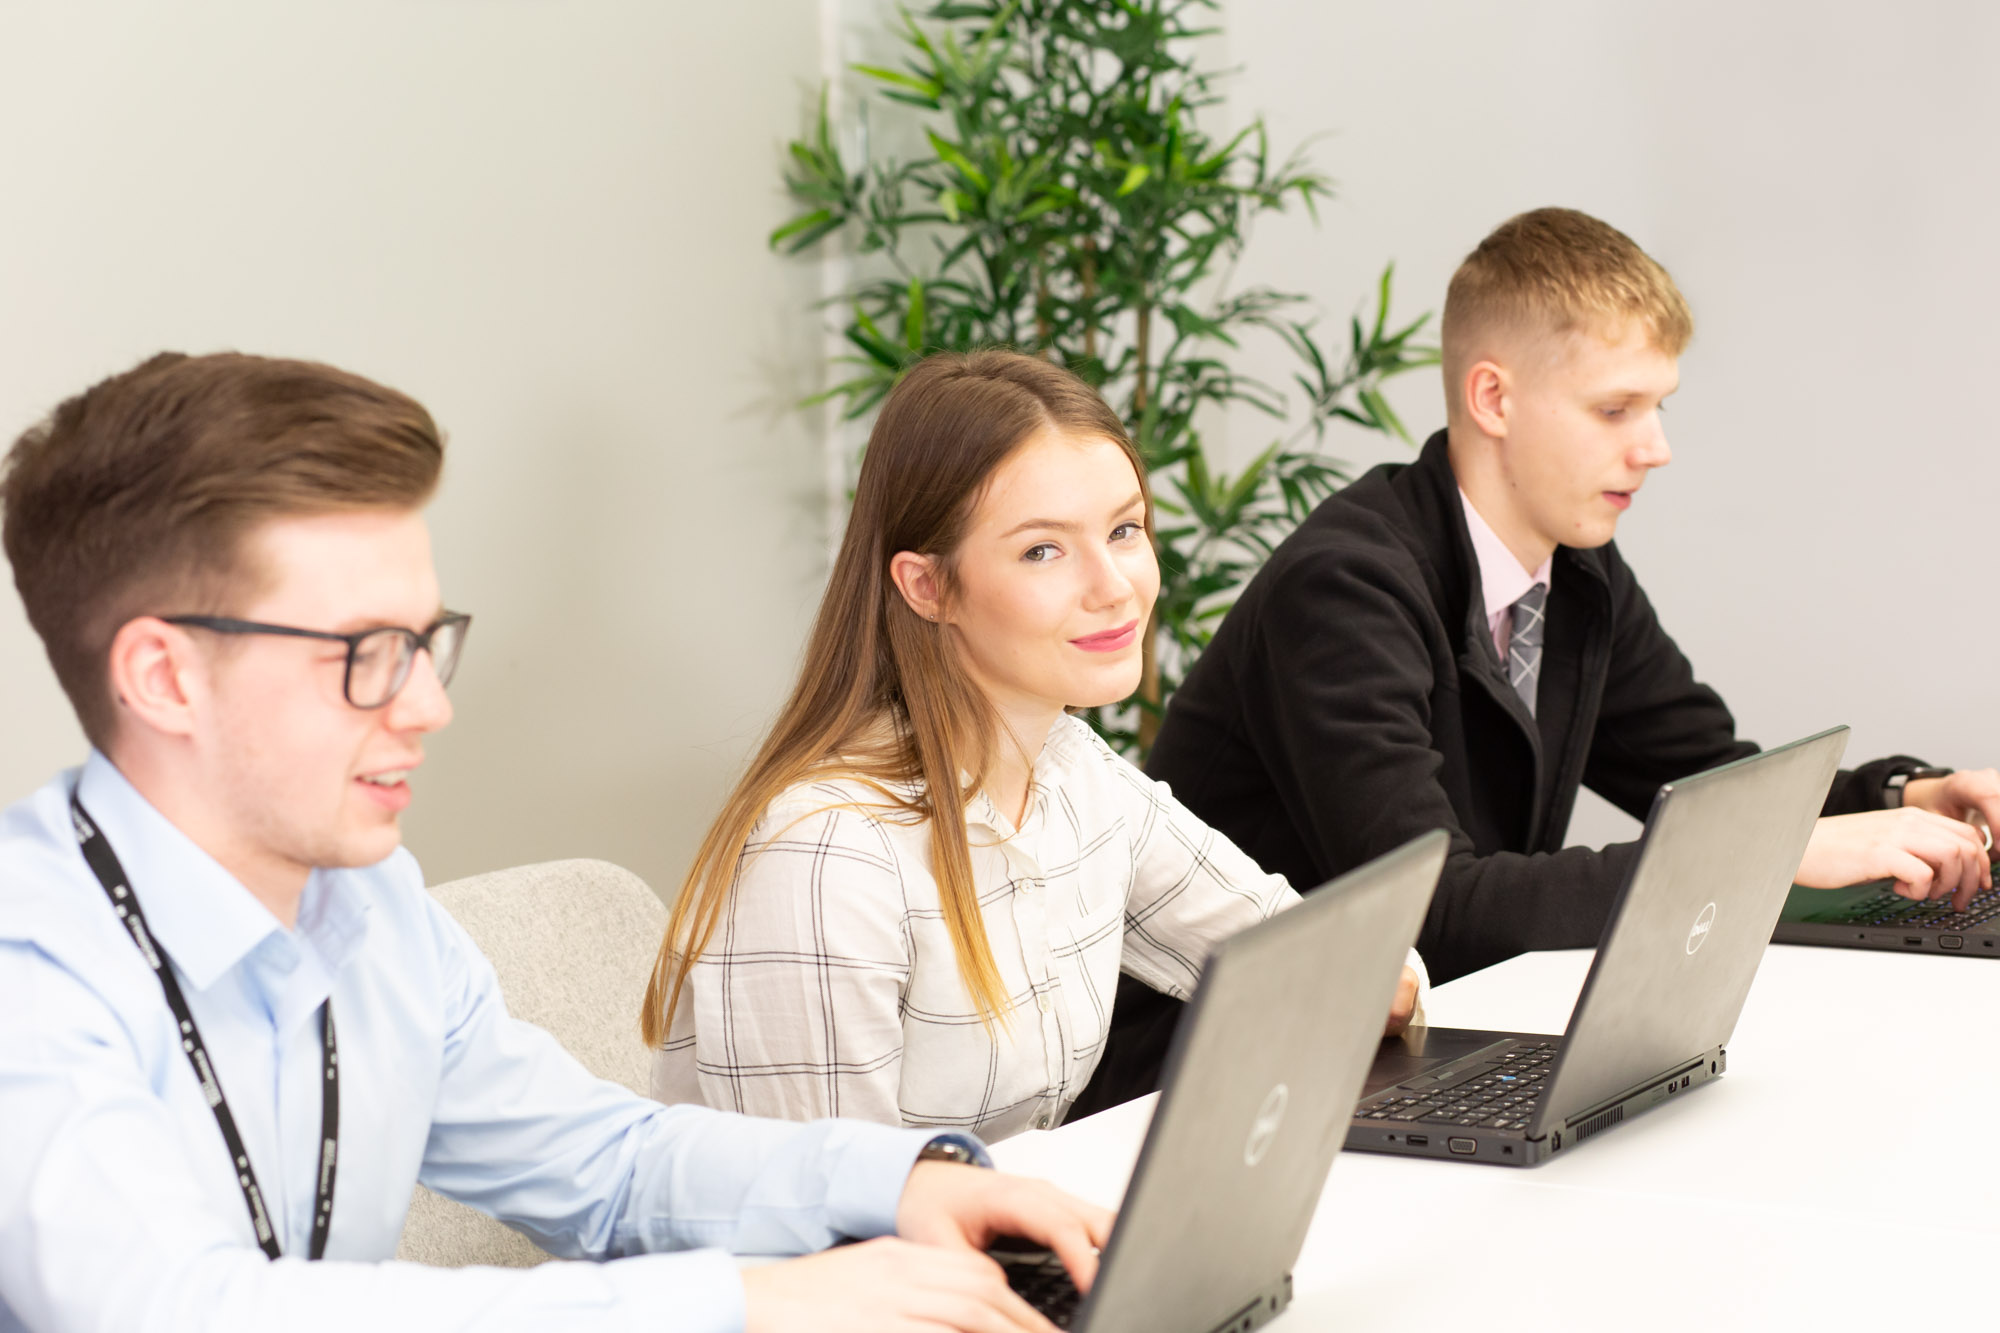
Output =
[
  {"x1": 1080, "y1": 237, "x2": 1099, "y2": 362},
  {"x1": 1133, "y1": 298, "x2": 1152, "y2": 416},
  {"x1": 1137, "y1": 603, "x2": 1162, "y2": 750}
]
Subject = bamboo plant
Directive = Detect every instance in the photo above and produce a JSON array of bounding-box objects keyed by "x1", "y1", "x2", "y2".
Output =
[{"x1": 774, "y1": 0, "x2": 1438, "y2": 754}]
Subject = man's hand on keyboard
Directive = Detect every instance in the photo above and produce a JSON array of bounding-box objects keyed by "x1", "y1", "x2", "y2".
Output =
[
  {"x1": 898, "y1": 1162, "x2": 1113, "y2": 1299},
  {"x1": 1797, "y1": 808, "x2": 1992, "y2": 912}
]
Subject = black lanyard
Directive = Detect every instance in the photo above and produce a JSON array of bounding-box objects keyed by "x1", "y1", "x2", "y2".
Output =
[{"x1": 70, "y1": 793, "x2": 338, "y2": 1261}]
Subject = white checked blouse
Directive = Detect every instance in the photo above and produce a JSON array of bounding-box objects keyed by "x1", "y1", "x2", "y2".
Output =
[{"x1": 650, "y1": 714, "x2": 1425, "y2": 1141}]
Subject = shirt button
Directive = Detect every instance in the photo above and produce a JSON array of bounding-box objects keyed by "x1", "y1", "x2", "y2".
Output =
[
  {"x1": 1036, "y1": 1114, "x2": 1051, "y2": 1130},
  {"x1": 1037, "y1": 993, "x2": 1052, "y2": 1013}
]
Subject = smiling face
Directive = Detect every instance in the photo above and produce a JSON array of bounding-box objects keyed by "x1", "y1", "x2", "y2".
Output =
[
  {"x1": 926, "y1": 427, "x2": 1158, "y2": 728},
  {"x1": 1458, "y1": 321, "x2": 1678, "y2": 566},
  {"x1": 189, "y1": 508, "x2": 454, "y2": 889}
]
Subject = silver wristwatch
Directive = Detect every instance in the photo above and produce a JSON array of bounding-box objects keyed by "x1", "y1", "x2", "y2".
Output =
[
  {"x1": 916, "y1": 1137, "x2": 980, "y2": 1167},
  {"x1": 1884, "y1": 766, "x2": 1954, "y2": 808}
]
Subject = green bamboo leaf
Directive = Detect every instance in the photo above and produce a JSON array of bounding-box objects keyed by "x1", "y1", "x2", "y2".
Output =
[
  {"x1": 853, "y1": 63, "x2": 944, "y2": 98},
  {"x1": 905, "y1": 278, "x2": 927, "y2": 352},
  {"x1": 1117, "y1": 162, "x2": 1152, "y2": 195},
  {"x1": 1357, "y1": 384, "x2": 1413, "y2": 443},
  {"x1": 768, "y1": 209, "x2": 837, "y2": 250},
  {"x1": 926, "y1": 131, "x2": 991, "y2": 192}
]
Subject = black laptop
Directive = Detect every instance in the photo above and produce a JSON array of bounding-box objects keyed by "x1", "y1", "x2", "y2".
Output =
[
  {"x1": 998, "y1": 831, "x2": 1444, "y2": 1331},
  {"x1": 1346, "y1": 728, "x2": 1847, "y2": 1168},
  {"x1": 1772, "y1": 874, "x2": 2000, "y2": 956}
]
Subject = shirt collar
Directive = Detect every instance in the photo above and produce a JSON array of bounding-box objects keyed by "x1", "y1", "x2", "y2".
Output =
[
  {"x1": 964, "y1": 715, "x2": 1075, "y2": 839},
  {"x1": 72, "y1": 750, "x2": 370, "y2": 991},
  {"x1": 1459, "y1": 488, "x2": 1554, "y2": 621}
]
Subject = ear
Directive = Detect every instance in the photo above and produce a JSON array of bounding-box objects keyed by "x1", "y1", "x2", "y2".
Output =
[
  {"x1": 106, "y1": 617, "x2": 204, "y2": 742},
  {"x1": 1463, "y1": 359, "x2": 1512, "y2": 439},
  {"x1": 888, "y1": 551, "x2": 946, "y2": 624}
]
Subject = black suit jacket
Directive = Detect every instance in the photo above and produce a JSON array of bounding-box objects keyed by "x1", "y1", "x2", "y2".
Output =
[
  {"x1": 1067, "y1": 429, "x2": 1918, "y2": 1119},
  {"x1": 1150, "y1": 429, "x2": 1912, "y2": 982}
]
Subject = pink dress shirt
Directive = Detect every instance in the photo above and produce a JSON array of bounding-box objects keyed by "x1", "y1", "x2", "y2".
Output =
[{"x1": 1459, "y1": 490, "x2": 1554, "y2": 661}]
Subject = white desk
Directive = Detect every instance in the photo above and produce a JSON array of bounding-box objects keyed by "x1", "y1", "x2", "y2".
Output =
[{"x1": 991, "y1": 945, "x2": 2000, "y2": 1330}]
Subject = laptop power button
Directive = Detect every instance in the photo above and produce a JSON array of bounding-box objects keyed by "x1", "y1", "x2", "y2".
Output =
[{"x1": 1448, "y1": 1138, "x2": 1477, "y2": 1155}]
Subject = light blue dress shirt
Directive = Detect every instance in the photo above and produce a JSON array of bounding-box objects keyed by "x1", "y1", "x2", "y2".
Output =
[{"x1": 0, "y1": 754, "x2": 983, "y2": 1333}]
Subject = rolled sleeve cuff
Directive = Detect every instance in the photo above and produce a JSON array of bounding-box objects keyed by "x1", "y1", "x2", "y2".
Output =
[{"x1": 824, "y1": 1126, "x2": 993, "y2": 1241}]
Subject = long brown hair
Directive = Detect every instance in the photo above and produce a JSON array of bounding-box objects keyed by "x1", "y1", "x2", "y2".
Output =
[{"x1": 640, "y1": 349, "x2": 1143, "y2": 1044}]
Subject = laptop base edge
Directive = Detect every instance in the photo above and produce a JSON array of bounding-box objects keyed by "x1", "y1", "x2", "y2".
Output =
[
  {"x1": 1344, "y1": 1041, "x2": 1729, "y2": 1168},
  {"x1": 1772, "y1": 922, "x2": 2000, "y2": 956}
]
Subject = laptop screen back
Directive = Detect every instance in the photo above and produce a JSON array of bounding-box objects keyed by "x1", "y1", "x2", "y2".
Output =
[
  {"x1": 1075, "y1": 831, "x2": 1444, "y2": 1333},
  {"x1": 1529, "y1": 728, "x2": 1847, "y2": 1134}
]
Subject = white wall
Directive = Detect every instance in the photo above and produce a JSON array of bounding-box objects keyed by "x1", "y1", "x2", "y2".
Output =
[
  {"x1": 1211, "y1": 0, "x2": 2000, "y2": 845},
  {"x1": 0, "y1": 1, "x2": 837, "y2": 890},
  {"x1": 5, "y1": 1, "x2": 1995, "y2": 894}
]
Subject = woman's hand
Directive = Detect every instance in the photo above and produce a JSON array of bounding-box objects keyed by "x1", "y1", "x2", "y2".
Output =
[{"x1": 1384, "y1": 964, "x2": 1420, "y2": 1036}]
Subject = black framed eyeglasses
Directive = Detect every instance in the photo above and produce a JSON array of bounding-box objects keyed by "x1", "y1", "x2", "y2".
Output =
[{"x1": 162, "y1": 611, "x2": 472, "y2": 709}]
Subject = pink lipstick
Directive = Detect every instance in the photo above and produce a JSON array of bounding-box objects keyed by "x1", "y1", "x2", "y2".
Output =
[{"x1": 1071, "y1": 619, "x2": 1140, "y2": 653}]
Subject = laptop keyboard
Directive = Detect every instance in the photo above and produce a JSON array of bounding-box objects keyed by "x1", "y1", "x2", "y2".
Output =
[
  {"x1": 1357, "y1": 1041, "x2": 1558, "y2": 1131},
  {"x1": 1811, "y1": 886, "x2": 2000, "y2": 929},
  {"x1": 998, "y1": 1251, "x2": 1081, "y2": 1327}
]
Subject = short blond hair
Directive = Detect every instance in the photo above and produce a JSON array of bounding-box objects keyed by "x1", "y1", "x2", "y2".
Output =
[{"x1": 1442, "y1": 208, "x2": 1692, "y2": 400}]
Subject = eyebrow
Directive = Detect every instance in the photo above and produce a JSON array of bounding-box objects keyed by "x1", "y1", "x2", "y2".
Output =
[
  {"x1": 998, "y1": 492, "x2": 1146, "y2": 540},
  {"x1": 328, "y1": 604, "x2": 446, "y2": 635}
]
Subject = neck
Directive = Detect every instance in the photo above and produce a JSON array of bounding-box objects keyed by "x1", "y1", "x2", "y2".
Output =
[
  {"x1": 1446, "y1": 427, "x2": 1557, "y2": 572},
  {"x1": 981, "y1": 697, "x2": 1063, "y2": 829},
  {"x1": 106, "y1": 745, "x2": 309, "y2": 929}
]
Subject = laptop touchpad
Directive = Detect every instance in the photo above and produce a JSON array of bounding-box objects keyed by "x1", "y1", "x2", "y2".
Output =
[{"x1": 1360, "y1": 1027, "x2": 1513, "y2": 1099}]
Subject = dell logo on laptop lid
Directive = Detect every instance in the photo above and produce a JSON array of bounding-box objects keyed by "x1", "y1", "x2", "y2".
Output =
[
  {"x1": 1244, "y1": 1083, "x2": 1289, "y2": 1166},
  {"x1": 1687, "y1": 902, "x2": 1718, "y2": 955}
]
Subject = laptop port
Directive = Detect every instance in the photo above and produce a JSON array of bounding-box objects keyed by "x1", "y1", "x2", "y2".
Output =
[
  {"x1": 1405, "y1": 1134, "x2": 1429, "y2": 1147},
  {"x1": 1904, "y1": 937, "x2": 1924, "y2": 947},
  {"x1": 1941, "y1": 935, "x2": 1964, "y2": 950},
  {"x1": 1447, "y1": 1138, "x2": 1476, "y2": 1155}
]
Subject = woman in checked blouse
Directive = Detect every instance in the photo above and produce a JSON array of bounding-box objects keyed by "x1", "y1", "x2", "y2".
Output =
[{"x1": 643, "y1": 349, "x2": 1425, "y2": 1139}]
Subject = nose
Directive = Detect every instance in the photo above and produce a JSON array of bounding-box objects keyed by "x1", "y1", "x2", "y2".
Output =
[
  {"x1": 386, "y1": 646, "x2": 454, "y2": 734},
  {"x1": 1632, "y1": 413, "x2": 1672, "y2": 470},
  {"x1": 1081, "y1": 539, "x2": 1138, "y2": 613}
]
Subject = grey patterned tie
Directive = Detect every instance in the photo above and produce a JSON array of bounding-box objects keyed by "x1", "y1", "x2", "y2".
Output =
[{"x1": 1507, "y1": 582, "x2": 1548, "y2": 716}]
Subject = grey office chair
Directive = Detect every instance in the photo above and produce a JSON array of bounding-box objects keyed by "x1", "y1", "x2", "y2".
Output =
[{"x1": 394, "y1": 858, "x2": 666, "y2": 1268}]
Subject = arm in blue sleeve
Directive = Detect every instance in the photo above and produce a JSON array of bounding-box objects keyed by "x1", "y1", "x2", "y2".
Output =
[
  {"x1": 409, "y1": 899, "x2": 988, "y2": 1261},
  {"x1": 0, "y1": 939, "x2": 751, "y2": 1333}
]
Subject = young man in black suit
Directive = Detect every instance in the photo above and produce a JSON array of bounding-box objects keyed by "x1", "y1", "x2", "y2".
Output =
[{"x1": 1073, "y1": 207, "x2": 2000, "y2": 1115}]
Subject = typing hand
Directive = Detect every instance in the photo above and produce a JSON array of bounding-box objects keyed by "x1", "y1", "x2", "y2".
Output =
[
  {"x1": 897, "y1": 1162, "x2": 1112, "y2": 1298},
  {"x1": 1384, "y1": 964, "x2": 1421, "y2": 1036},
  {"x1": 1796, "y1": 809, "x2": 1992, "y2": 912},
  {"x1": 742, "y1": 1236, "x2": 1056, "y2": 1333},
  {"x1": 1902, "y1": 769, "x2": 2000, "y2": 862}
]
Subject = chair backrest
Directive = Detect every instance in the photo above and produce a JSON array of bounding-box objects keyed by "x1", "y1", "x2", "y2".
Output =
[{"x1": 394, "y1": 858, "x2": 667, "y2": 1268}]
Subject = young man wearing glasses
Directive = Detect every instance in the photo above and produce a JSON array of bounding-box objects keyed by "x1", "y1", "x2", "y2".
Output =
[{"x1": 0, "y1": 352, "x2": 1106, "y2": 1333}]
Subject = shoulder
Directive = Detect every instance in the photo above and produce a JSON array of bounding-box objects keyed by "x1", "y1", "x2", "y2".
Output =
[
  {"x1": 343, "y1": 845, "x2": 465, "y2": 957},
  {"x1": 755, "y1": 775, "x2": 917, "y2": 848},
  {"x1": 0, "y1": 770, "x2": 122, "y2": 955},
  {"x1": 734, "y1": 775, "x2": 921, "y2": 903},
  {"x1": 0, "y1": 771, "x2": 161, "y2": 1042},
  {"x1": 1260, "y1": 481, "x2": 1435, "y2": 606},
  {"x1": 1044, "y1": 715, "x2": 1158, "y2": 808}
]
